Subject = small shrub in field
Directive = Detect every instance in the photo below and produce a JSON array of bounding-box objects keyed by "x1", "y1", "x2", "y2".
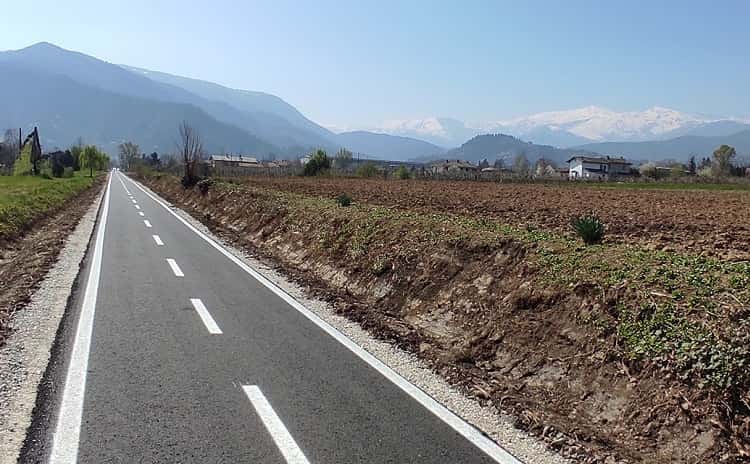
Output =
[
  {"x1": 394, "y1": 165, "x2": 411, "y2": 180},
  {"x1": 61, "y1": 167, "x2": 75, "y2": 178},
  {"x1": 181, "y1": 173, "x2": 200, "y2": 189},
  {"x1": 197, "y1": 178, "x2": 214, "y2": 196},
  {"x1": 571, "y1": 214, "x2": 605, "y2": 245},
  {"x1": 336, "y1": 193, "x2": 352, "y2": 207},
  {"x1": 356, "y1": 162, "x2": 378, "y2": 178}
]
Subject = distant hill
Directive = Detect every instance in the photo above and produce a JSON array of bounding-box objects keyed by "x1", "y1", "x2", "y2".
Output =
[
  {"x1": 0, "y1": 62, "x2": 275, "y2": 155},
  {"x1": 576, "y1": 130, "x2": 750, "y2": 161},
  {"x1": 335, "y1": 131, "x2": 444, "y2": 160},
  {"x1": 438, "y1": 133, "x2": 584, "y2": 165}
]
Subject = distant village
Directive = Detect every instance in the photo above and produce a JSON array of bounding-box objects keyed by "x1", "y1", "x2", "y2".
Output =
[{"x1": 206, "y1": 150, "x2": 750, "y2": 181}]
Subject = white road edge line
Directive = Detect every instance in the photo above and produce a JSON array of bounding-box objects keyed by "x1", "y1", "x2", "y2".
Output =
[
  {"x1": 123, "y1": 174, "x2": 521, "y2": 464},
  {"x1": 189, "y1": 298, "x2": 223, "y2": 334},
  {"x1": 152, "y1": 234, "x2": 164, "y2": 246},
  {"x1": 143, "y1": 219, "x2": 152, "y2": 228},
  {"x1": 50, "y1": 173, "x2": 112, "y2": 463},
  {"x1": 242, "y1": 386, "x2": 309, "y2": 464},
  {"x1": 166, "y1": 258, "x2": 184, "y2": 277}
]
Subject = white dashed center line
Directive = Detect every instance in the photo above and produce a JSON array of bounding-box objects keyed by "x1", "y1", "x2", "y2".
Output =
[
  {"x1": 131, "y1": 199, "x2": 137, "y2": 204},
  {"x1": 166, "y1": 258, "x2": 184, "y2": 277},
  {"x1": 143, "y1": 220, "x2": 152, "y2": 228},
  {"x1": 243, "y1": 386, "x2": 309, "y2": 464},
  {"x1": 138, "y1": 211, "x2": 145, "y2": 216},
  {"x1": 135, "y1": 205, "x2": 141, "y2": 210},
  {"x1": 189, "y1": 298, "x2": 222, "y2": 334},
  {"x1": 152, "y1": 235, "x2": 164, "y2": 246}
]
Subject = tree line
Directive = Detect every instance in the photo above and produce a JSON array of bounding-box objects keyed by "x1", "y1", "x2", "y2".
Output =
[
  {"x1": 0, "y1": 128, "x2": 109, "y2": 178},
  {"x1": 639, "y1": 145, "x2": 745, "y2": 180}
]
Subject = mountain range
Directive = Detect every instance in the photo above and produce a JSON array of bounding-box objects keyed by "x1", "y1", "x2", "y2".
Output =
[
  {"x1": 0, "y1": 42, "x2": 443, "y2": 160},
  {"x1": 368, "y1": 107, "x2": 750, "y2": 149},
  {"x1": 576, "y1": 130, "x2": 750, "y2": 162},
  {"x1": 1, "y1": 42, "x2": 749, "y2": 164}
]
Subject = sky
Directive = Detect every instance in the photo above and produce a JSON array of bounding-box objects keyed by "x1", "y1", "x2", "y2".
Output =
[{"x1": 2, "y1": 0, "x2": 749, "y2": 128}]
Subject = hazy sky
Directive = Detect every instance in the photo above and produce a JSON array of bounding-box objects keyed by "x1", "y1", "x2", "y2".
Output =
[{"x1": 3, "y1": 0, "x2": 749, "y2": 127}]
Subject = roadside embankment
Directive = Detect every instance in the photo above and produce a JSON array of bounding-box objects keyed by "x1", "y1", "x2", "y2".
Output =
[
  {"x1": 140, "y1": 174, "x2": 750, "y2": 463},
  {"x1": 0, "y1": 174, "x2": 106, "y2": 463},
  {"x1": 0, "y1": 174, "x2": 105, "y2": 344}
]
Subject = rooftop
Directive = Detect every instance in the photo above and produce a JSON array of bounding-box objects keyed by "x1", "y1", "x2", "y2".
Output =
[
  {"x1": 210, "y1": 154, "x2": 259, "y2": 164},
  {"x1": 567, "y1": 155, "x2": 631, "y2": 165}
]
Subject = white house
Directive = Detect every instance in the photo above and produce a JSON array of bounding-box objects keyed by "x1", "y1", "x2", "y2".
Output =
[{"x1": 567, "y1": 155, "x2": 632, "y2": 180}]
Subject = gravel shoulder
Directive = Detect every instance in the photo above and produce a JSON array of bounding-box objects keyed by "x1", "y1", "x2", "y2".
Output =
[
  {"x1": 135, "y1": 177, "x2": 569, "y2": 464},
  {"x1": 0, "y1": 182, "x2": 105, "y2": 464}
]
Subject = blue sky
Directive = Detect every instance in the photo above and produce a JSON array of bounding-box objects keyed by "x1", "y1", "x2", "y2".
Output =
[{"x1": 2, "y1": 0, "x2": 749, "y2": 127}]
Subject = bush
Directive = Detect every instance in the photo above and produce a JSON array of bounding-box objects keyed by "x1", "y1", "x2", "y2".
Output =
[
  {"x1": 356, "y1": 162, "x2": 378, "y2": 178},
  {"x1": 181, "y1": 173, "x2": 200, "y2": 189},
  {"x1": 134, "y1": 163, "x2": 155, "y2": 178},
  {"x1": 13, "y1": 145, "x2": 33, "y2": 176},
  {"x1": 61, "y1": 167, "x2": 75, "y2": 178},
  {"x1": 394, "y1": 165, "x2": 411, "y2": 180},
  {"x1": 197, "y1": 178, "x2": 214, "y2": 196},
  {"x1": 336, "y1": 193, "x2": 352, "y2": 207},
  {"x1": 303, "y1": 149, "x2": 330, "y2": 176},
  {"x1": 39, "y1": 160, "x2": 54, "y2": 179},
  {"x1": 51, "y1": 159, "x2": 65, "y2": 177},
  {"x1": 571, "y1": 214, "x2": 605, "y2": 245},
  {"x1": 639, "y1": 162, "x2": 659, "y2": 179}
]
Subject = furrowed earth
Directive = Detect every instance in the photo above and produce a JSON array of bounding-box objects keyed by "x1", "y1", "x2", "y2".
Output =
[
  {"x1": 139, "y1": 173, "x2": 750, "y2": 463},
  {"x1": 241, "y1": 176, "x2": 750, "y2": 261}
]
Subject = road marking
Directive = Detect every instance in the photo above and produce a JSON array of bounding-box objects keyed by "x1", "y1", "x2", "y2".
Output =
[
  {"x1": 189, "y1": 298, "x2": 222, "y2": 334},
  {"x1": 123, "y1": 174, "x2": 521, "y2": 464},
  {"x1": 243, "y1": 386, "x2": 309, "y2": 464},
  {"x1": 135, "y1": 205, "x2": 141, "y2": 210},
  {"x1": 166, "y1": 258, "x2": 184, "y2": 277},
  {"x1": 139, "y1": 211, "x2": 145, "y2": 216},
  {"x1": 50, "y1": 173, "x2": 112, "y2": 463},
  {"x1": 131, "y1": 199, "x2": 137, "y2": 204},
  {"x1": 152, "y1": 234, "x2": 164, "y2": 246},
  {"x1": 143, "y1": 219, "x2": 152, "y2": 228},
  {"x1": 115, "y1": 173, "x2": 132, "y2": 196}
]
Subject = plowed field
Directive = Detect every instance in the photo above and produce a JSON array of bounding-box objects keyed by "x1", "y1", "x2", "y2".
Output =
[{"x1": 244, "y1": 177, "x2": 750, "y2": 260}]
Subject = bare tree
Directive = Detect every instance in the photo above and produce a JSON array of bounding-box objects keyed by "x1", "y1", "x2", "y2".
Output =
[
  {"x1": 0, "y1": 129, "x2": 20, "y2": 171},
  {"x1": 118, "y1": 141, "x2": 140, "y2": 171},
  {"x1": 177, "y1": 121, "x2": 204, "y2": 187}
]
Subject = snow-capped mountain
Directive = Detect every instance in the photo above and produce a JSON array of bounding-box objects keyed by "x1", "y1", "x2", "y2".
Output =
[
  {"x1": 374, "y1": 117, "x2": 476, "y2": 147},
  {"x1": 487, "y1": 106, "x2": 710, "y2": 142},
  {"x1": 370, "y1": 107, "x2": 750, "y2": 148}
]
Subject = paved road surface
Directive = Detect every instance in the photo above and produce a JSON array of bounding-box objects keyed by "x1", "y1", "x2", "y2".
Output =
[{"x1": 46, "y1": 171, "x2": 521, "y2": 463}]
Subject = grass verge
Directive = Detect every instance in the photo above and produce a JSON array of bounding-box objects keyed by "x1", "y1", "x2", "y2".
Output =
[{"x1": 0, "y1": 173, "x2": 98, "y2": 240}]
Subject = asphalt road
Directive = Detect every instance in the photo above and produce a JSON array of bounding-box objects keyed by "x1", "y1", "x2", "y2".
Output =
[{"x1": 45, "y1": 171, "x2": 521, "y2": 463}]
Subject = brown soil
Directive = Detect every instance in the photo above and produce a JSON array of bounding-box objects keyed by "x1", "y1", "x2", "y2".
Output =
[
  {"x1": 0, "y1": 177, "x2": 105, "y2": 346},
  {"x1": 241, "y1": 177, "x2": 750, "y2": 261},
  {"x1": 141, "y1": 175, "x2": 748, "y2": 463}
]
